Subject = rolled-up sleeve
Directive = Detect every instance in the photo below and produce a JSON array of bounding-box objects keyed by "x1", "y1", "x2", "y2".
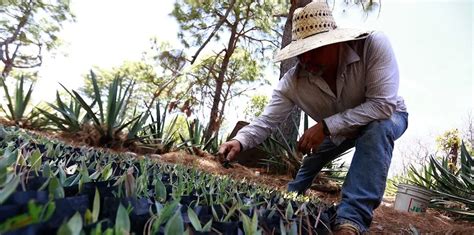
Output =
[
  {"x1": 233, "y1": 68, "x2": 297, "y2": 150},
  {"x1": 324, "y1": 32, "x2": 399, "y2": 135}
]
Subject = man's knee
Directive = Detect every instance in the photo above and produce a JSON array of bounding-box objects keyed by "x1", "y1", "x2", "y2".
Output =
[
  {"x1": 361, "y1": 113, "x2": 408, "y2": 141},
  {"x1": 359, "y1": 120, "x2": 394, "y2": 144}
]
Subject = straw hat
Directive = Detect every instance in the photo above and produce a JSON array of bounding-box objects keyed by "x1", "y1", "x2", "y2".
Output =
[{"x1": 274, "y1": 0, "x2": 372, "y2": 62}]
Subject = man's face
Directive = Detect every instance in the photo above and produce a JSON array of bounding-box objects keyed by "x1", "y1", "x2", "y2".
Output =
[
  {"x1": 297, "y1": 43, "x2": 339, "y2": 76},
  {"x1": 298, "y1": 49, "x2": 325, "y2": 76}
]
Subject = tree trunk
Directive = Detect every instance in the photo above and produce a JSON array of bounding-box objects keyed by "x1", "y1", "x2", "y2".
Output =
[
  {"x1": 203, "y1": 21, "x2": 238, "y2": 142},
  {"x1": 276, "y1": 0, "x2": 312, "y2": 145}
]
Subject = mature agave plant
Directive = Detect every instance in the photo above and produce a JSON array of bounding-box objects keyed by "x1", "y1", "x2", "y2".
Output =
[
  {"x1": 0, "y1": 75, "x2": 47, "y2": 129},
  {"x1": 70, "y1": 71, "x2": 147, "y2": 148},
  {"x1": 412, "y1": 142, "x2": 474, "y2": 220}
]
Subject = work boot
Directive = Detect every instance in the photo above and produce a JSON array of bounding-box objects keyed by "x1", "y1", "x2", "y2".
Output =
[{"x1": 332, "y1": 223, "x2": 360, "y2": 235}]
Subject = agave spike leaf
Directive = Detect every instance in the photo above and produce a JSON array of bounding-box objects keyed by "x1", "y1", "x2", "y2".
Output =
[
  {"x1": 161, "y1": 103, "x2": 169, "y2": 139},
  {"x1": 433, "y1": 190, "x2": 474, "y2": 205},
  {"x1": 127, "y1": 112, "x2": 150, "y2": 139},
  {"x1": 37, "y1": 108, "x2": 69, "y2": 131},
  {"x1": 407, "y1": 164, "x2": 434, "y2": 188},
  {"x1": 105, "y1": 78, "x2": 119, "y2": 136},
  {"x1": 14, "y1": 75, "x2": 24, "y2": 120},
  {"x1": 1, "y1": 75, "x2": 34, "y2": 122},
  {"x1": 115, "y1": 115, "x2": 141, "y2": 136},
  {"x1": 49, "y1": 101, "x2": 80, "y2": 124},
  {"x1": 117, "y1": 79, "x2": 135, "y2": 124},
  {"x1": 59, "y1": 83, "x2": 75, "y2": 98},
  {"x1": 89, "y1": 70, "x2": 104, "y2": 123},
  {"x1": 202, "y1": 135, "x2": 216, "y2": 152},
  {"x1": 460, "y1": 142, "x2": 474, "y2": 173},
  {"x1": 72, "y1": 90, "x2": 104, "y2": 134},
  {"x1": 431, "y1": 156, "x2": 468, "y2": 192},
  {"x1": 18, "y1": 77, "x2": 34, "y2": 121},
  {"x1": 148, "y1": 104, "x2": 158, "y2": 136},
  {"x1": 154, "y1": 102, "x2": 161, "y2": 138},
  {"x1": 1, "y1": 77, "x2": 14, "y2": 120}
]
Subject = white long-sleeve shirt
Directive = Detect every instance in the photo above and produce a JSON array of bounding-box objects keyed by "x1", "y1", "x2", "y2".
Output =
[{"x1": 234, "y1": 31, "x2": 407, "y2": 150}]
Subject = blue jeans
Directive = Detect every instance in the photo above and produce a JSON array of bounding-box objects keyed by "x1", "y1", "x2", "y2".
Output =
[{"x1": 288, "y1": 112, "x2": 408, "y2": 232}]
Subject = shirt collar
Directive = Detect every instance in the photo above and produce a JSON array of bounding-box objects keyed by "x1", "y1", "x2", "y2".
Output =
[{"x1": 337, "y1": 42, "x2": 360, "y2": 76}]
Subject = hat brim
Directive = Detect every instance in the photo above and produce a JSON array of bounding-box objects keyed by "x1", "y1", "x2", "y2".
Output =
[{"x1": 274, "y1": 28, "x2": 373, "y2": 62}]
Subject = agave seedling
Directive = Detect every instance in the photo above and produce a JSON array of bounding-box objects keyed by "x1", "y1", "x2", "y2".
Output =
[
  {"x1": 83, "y1": 188, "x2": 101, "y2": 225},
  {"x1": 144, "y1": 200, "x2": 179, "y2": 235},
  {"x1": 0, "y1": 200, "x2": 56, "y2": 233},
  {"x1": 212, "y1": 204, "x2": 240, "y2": 223},
  {"x1": 241, "y1": 210, "x2": 261, "y2": 235},
  {"x1": 115, "y1": 204, "x2": 131, "y2": 235},
  {"x1": 57, "y1": 211, "x2": 83, "y2": 235},
  {"x1": 188, "y1": 206, "x2": 213, "y2": 233}
]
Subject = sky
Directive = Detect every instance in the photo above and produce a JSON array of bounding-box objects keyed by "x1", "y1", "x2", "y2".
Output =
[{"x1": 34, "y1": 0, "x2": 473, "y2": 176}]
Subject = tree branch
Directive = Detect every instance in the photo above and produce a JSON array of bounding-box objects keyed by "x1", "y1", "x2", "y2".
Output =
[{"x1": 190, "y1": 0, "x2": 236, "y2": 64}]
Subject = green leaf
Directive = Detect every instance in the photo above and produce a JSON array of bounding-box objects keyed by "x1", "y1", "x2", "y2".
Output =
[
  {"x1": 72, "y1": 90, "x2": 104, "y2": 135},
  {"x1": 153, "y1": 200, "x2": 178, "y2": 231},
  {"x1": 89, "y1": 70, "x2": 104, "y2": 123},
  {"x1": 57, "y1": 212, "x2": 83, "y2": 235},
  {"x1": 57, "y1": 221, "x2": 72, "y2": 235},
  {"x1": 164, "y1": 210, "x2": 184, "y2": 235},
  {"x1": 187, "y1": 207, "x2": 202, "y2": 231},
  {"x1": 285, "y1": 203, "x2": 293, "y2": 220},
  {"x1": 115, "y1": 204, "x2": 130, "y2": 235},
  {"x1": 91, "y1": 222, "x2": 102, "y2": 235},
  {"x1": 242, "y1": 210, "x2": 260, "y2": 235},
  {"x1": 43, "y1": 201, "x2": 56, "y2": 221},
  {"x1": 101, "y1": 163, "x2": 113, "y2": 181},
  {"x1": 28, "y1": 200, "x2": 42, "y2": 221},
  {"x1": 155, "y1": 179, "x2": 167, "y2": 202},
  {"x1": 29, "y1": 149, "x2": 42, "y2": 175},
  {"x1": 48, "y1": 176, "x2": 65, "y2": 199},
  {"x1": 202, "y1": 218, "x2": 213, "y2": 232},
  {"x1": 0, "y1": 176, "x2": 20, "y2": 204},
  {"x1": 0, "y1": 148, "x2": 17, "y2": 169},
  {"x1": 103, "y1": 228, "x2": 114, "y2": 235},
  {"x1": 92, "y1": 188, "x2": 100, "y2": 223},
  {"x1": 289, "y1": 221, "x2": 298, "y2": 235},
  {"x1": 280, "y1": 219, "x2": 287, "y2": 235},
  {"x1": 68, "y1": 212, "x2": 83, "y2": 235}
]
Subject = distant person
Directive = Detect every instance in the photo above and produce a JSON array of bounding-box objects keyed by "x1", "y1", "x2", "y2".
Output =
[{"x1": 218, "y1": 0, "x2": 408, "y2": 234}]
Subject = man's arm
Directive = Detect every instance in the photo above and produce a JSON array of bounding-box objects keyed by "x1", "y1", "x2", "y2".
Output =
[
  {"x1": 219, "y1": 67, "x2": 297, "y2": 160},
  {"x1": 324, "y1": 32, "x2": 400, "y2": 135},
  {"x1": 234, "y1": 69, "x2": 297, "y2": 150}
]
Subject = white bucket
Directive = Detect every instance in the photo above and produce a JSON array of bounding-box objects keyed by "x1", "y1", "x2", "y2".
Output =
[{"x1": 393, "y1": 183, "x2": 432, "y2": 213}]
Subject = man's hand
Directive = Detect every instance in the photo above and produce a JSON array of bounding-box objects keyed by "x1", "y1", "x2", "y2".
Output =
[
  {"x1": 297, "y1": 122, "x2": 326, "y2": 154},
  {"x1": 218, "y1": 140, "x2": 242, "y2": 161}
]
